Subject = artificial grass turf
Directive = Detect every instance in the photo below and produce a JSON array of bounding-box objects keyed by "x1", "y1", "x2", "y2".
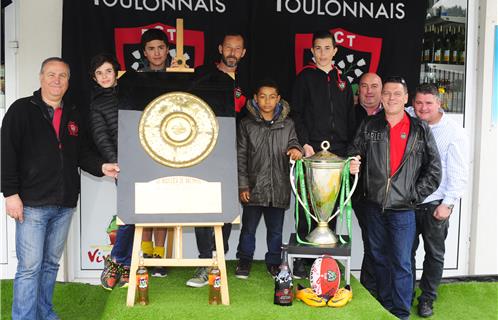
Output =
[
  {"x1": 1, "y1": 261, "x2": 393, "y2": 320},
  {"x1": 1, "y1": 261, "x2": 496, "y2": 319},
  {"x1": 411, "y1": 281, "x2": 498, "y2": 320}
]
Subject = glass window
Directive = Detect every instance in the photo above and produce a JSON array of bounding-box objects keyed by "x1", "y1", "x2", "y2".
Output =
[{"x1": 420, "y1": 0, "x2": 467, "y2": 114}]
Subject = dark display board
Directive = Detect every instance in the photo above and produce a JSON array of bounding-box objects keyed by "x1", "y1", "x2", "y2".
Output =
[{"x1": 62, "y1": 1, "x2": 426, "y2": 105}]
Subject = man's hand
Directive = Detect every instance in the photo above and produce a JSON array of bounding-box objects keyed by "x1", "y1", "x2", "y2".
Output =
[
  {"x1": 5, "y1": 194, "x2": 24, "y2": 223},
  {"x1": 350, "y1": 156, "x2": 361, "y2": 175},
  {"x1": 303, "y1": 144, "x2": 315, "y2": 157},
  {"x1": 240, "y1": 190, "x2": 250, "y2": 203},
  {"x1": 433, "y1": 204, "x2": 452, "y2": 221},
  {"x1": 102, "y1": 163, "x2": 120, "y2": 178},
  {"x1": 287, "y1": 148, "x2": 303, "y2": 161}
]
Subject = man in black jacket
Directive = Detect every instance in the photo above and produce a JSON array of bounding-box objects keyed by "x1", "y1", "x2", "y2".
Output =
[
  {"x1": 352, "y1": 72, "x2": 383, "y2": 298},
  {"x1": 1, "y1": 57, "x2": 119, "y2": 320},
  {"x1": 349, "y1": 76, "x2": 441, "y2": 320},
  {"x1": 186, "y1": 32, "x2": 248, "y2": 288}
]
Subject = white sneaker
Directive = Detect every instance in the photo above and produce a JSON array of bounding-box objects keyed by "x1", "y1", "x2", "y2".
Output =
[{"x1": 186, "y1": 267, "x2": 209, "y2": 288}]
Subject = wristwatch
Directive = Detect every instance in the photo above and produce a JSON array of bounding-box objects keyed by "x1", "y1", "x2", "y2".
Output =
[{"x1": 446, "y1": 204, "x2": 454, "y2": 213}]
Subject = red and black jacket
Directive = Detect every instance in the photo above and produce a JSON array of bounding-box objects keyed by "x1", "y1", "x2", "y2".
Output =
[{"x1": 1, "y1": 89, "x2": 104, "y2": 207}]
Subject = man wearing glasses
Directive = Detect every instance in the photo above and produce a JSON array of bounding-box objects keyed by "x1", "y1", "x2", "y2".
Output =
[{"x1": 349, "y1": 76, "x2": 442, "y2": 320}]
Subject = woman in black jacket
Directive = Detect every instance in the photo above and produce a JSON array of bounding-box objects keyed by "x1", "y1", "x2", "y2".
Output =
[
  {"x1": 89, "y1": 53, "x2": 134, "y2": 290},
  {"x1": 89, "y1": 54, "x2": 121, "y2": 162}
]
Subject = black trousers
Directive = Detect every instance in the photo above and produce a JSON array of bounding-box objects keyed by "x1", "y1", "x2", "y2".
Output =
[
  {"x1": 194, "y1": 224, "x2": 232, "y2": 259},
  {"x1": 411, "y1": 201, "x2": 449, "y2": 302},
  {"x1": 353, "y1": 200, "x2": 377, "y2": 297}
]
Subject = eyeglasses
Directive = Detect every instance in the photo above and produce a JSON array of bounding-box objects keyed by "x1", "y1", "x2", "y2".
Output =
[{"x1": 383, "y1": 76, "x2": 407, "y2": 85}]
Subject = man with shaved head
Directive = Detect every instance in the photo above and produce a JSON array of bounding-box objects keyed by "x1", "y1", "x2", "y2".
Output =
[
  {"x1": 356, "y1": 72, "x2": 383, "y2": 125},
  {"x1": 352, "y1": 72, "x2": 383, "y2": 298}
]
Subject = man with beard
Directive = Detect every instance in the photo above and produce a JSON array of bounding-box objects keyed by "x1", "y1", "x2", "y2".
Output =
[{"x1": 186, "y1": 32, "x2": 249, "y2": 288}]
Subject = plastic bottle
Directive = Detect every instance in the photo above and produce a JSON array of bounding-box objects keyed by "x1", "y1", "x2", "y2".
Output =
[
  {"x1": 136, "y1": 251, "x2": 149, "y2": 306},
  {"x1": 208, "y1": 251, "x2": 222, "y2": 305}
]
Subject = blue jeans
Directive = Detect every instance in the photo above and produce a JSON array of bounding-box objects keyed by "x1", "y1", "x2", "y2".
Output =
[
  {"x1": 110, "y1": 224, "x2": 135, "y2": 266},
  {"x1": 366, "y1": 205, "x2": 415, "y2": 320},
  {"x1": 353, "y1": 200, "x2": 377, "y2": 298},
  {"x1": 236, "y1": 205, "x2": 285, "y2": 266},
  {"x1": 12, "y1": 205, "x2": 74, "y2": 320},
  {"x1": 194, "y1": 224, "x2": 232, "y2": 259}
]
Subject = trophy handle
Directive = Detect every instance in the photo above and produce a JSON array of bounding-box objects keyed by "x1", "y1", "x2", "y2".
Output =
[
  {"x1": 328, "y1": 156, "x2": 360, "y2": 222},
  {"x1": 289, "y1": 160, "x2": 319, "y2": 223}
]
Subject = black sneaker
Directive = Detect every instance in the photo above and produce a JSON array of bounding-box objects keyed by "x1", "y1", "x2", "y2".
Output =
[
  {"x1": 292, "y1": 258, "x2": 308, "y2": 279},
  {"x1": 418, "y1": 300, "x2": 434, "y2": 318},
  {"x1": 235, "y1": 259, "x2": 251, "y2": 279},
  {"x1": 267, "y1": 264, "x2": 280, "y2": 277},
  {"x1": 151, "y1": 254, "x2": 168, "y2": 277}
]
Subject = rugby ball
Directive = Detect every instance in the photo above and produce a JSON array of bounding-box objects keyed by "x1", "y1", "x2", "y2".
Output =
[{"x1": 309, "y1": 255, "x2": 341, "y2": 298}]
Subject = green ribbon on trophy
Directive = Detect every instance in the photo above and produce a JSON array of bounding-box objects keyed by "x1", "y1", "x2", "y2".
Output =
[{"x1": 290, "y1": 141, "x2": 358, "y2": 246}]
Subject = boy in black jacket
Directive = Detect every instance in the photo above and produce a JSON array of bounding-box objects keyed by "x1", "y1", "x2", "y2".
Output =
[
  {"x1": 291, "y1": 30, "x2": 356, "y2": 278},
  {"x1": 235, "y1": 79, "x2": 303, "y2": 278}
]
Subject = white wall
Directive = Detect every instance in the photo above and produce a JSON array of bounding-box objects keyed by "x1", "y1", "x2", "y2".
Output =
[
  {"x1": 1, "y1": 0, "x2": 64, "y2": 279},
  {"x1": 468, "y1": 0, "x2": 498, "y2": 275}
]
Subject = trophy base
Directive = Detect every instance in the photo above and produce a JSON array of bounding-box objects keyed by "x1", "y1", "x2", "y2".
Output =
[{"x1": 306, "y1": 223, "x2": 338, "y2": 245}]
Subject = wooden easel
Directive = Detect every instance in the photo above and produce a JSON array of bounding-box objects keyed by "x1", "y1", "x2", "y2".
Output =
[
  {"x1": 126, "y1": 222, "x2": 229, "y2": 306},
  {"x1": 166, "y1": 18, "x2": 194, "y2": 73}
]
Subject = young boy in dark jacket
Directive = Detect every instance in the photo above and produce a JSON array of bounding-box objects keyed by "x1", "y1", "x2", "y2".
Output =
[{"x1": 235, "y1": 79, "x2": 303, "y2": 278}]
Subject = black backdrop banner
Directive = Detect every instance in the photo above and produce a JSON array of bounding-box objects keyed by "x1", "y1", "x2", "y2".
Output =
[{"x1": 62, "y1": 0, "x2": 426, "y2": 107}]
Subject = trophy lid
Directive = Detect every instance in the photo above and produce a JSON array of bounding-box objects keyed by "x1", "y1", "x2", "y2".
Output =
[{"x1": 305, "y1": 141, "x2": 344, "y2": 162}]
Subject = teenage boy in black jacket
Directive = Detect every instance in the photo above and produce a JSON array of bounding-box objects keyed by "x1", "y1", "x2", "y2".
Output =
[
  {"x1": 291, "y1": 30, "x2": 355, "y2": 278},
  {"x1": 292, "y1": 30, "x2": 355, "y2": 158},
  {"x1": 1, "y1": 57, "x2": 119, "y2": 320}
]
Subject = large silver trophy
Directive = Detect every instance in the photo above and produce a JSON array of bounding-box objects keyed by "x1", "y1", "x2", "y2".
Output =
[{"x1": 291, "y1": 141, "x2": 358, "y2": 245}]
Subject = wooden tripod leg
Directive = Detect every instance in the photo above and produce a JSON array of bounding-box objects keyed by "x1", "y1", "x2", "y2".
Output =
[
  {"x1": 213, "y1": 225, "x2": 229, "y2": 305},
  {"x1": 166, "y1": 227, "x2": 174, "y2": 258},
  {"x1": 126, "y1": 226, "x2": 144, "y2": 306},
  {"x1": 174, "y1": 226, "x2": 183, "y2": 259}
]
